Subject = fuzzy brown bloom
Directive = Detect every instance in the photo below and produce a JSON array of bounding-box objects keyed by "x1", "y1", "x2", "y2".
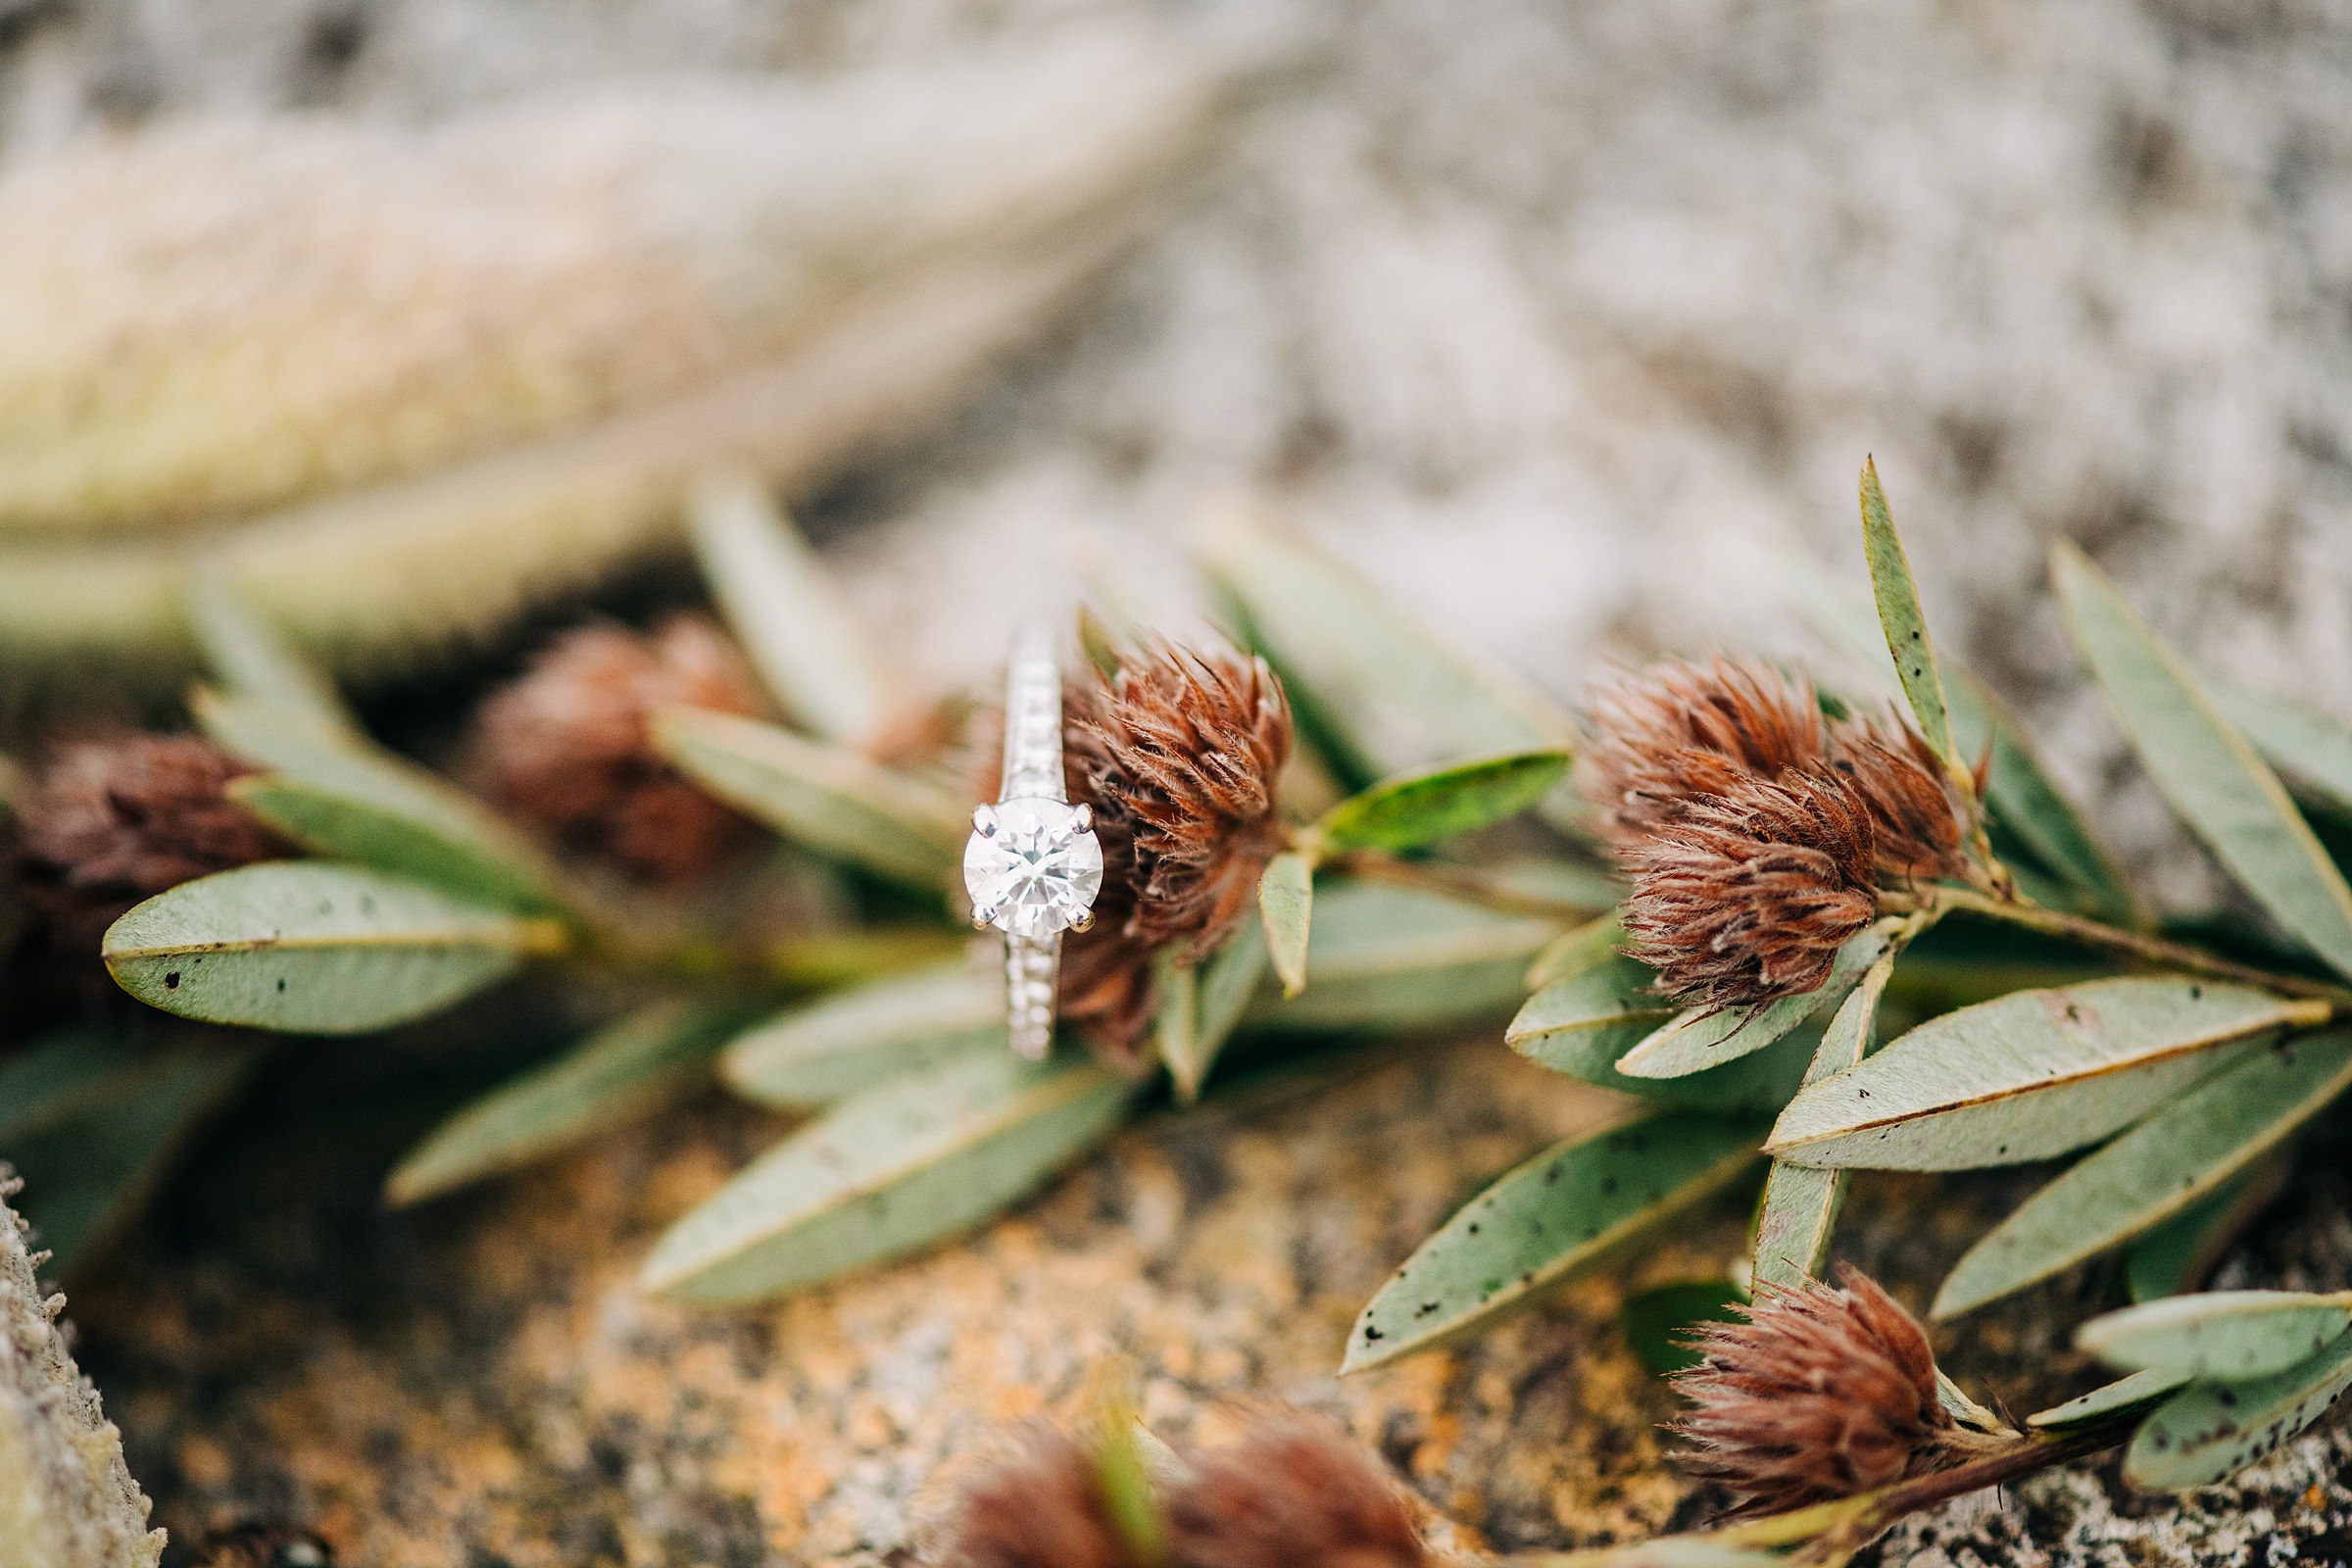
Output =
[
  {"x1": 1620, "y1": 767, "x2": 1882, "y2": 1010},
  {"x1": 1586, "y1": 657, "x2": 1826, "y2": 849},
  {"x1": 1056, "y1": 643, "x2": 1292, "y2": 1059},
  {"x1": 1828, "y1": 712, "x2": 1970, "y2": 882},
  {"x1": 1163, "y1": 1414, "x2": 1430, "y2": 1568},
  {"x1": 11, "y1": 731, "x2": 284, "y2": 947},
  {"x1": 929, "y1": 1427, "x2": 1137, "y2": 1568},
  {"x1": 1672, "y1": 1264, "x2": 2001, "y2": 1518},
  {"x1": 467, "y1": 615, "x2": 762, "y2": 886}
]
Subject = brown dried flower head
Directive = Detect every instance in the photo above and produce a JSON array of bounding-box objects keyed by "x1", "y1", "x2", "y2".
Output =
[
  {"x1": 1827, "y1": 712, "x2": 1967, "y2": 881},
  {"x1": 12, "y1": 731, "x2": 283, "y2": 946},
  {"x1": 1163, "y1": 1413, "x2": 1430, "y2": 1568},
  {"x1": 1671, "y1": 1264, "x2": 2000, "y2": 1517},
  {"x1": 1619, "y1": 768, "x2": 1880, "y2": 1010},
  {"x1": 930, "y1": 1427, "x2": 1138, "y2": 1568},
  {"x1": 1055, "y1": 641, "x2": 1292, "y2": 1059},
  {"x1": 467, "y1": 615, "x2": 762, "y2": 886},
  {"x1": 1586, "y1": 656, "x2": 1826, "y2": 850}
]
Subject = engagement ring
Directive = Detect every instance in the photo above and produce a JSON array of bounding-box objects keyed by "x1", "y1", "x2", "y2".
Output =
[{"x1": 963, "y1": 623, "x2": 1103, "y2": 1058}]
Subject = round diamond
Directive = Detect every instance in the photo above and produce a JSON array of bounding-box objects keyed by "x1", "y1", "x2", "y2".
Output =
[{"x1": 964, "y1": 798, "x2": 1103, "y2": 938}]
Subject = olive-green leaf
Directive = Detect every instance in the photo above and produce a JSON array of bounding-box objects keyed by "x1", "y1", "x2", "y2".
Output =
[
  {"x1": 1934, "y1": 1033, "x2": 2352, "y2": 1317},
  {"x1": 0, "y1": 1029, "x2": 152, "y2": 1144},
  {"x1": 2202, "y1": 670, "x2": 2352, "y2": 818},
  {"x1": 1621, "y1": 1279, "x2": 1749, "y2": 1377},
  {"x1": 2125, "y1": 1330, "x2": 2352, "y2": 1491},
  {"x1": 1249, "y1": 882, "x2": 1556, "y2": 1034},
  {"x1": 2054, "y1": 544, "x2": 2352, "y2": 980},
  {"x1": 2027, "y1": 1367, "x2": 2189, "y2": 1433},
  {"x1": 2, "y1": 1044, "x2": 252, "y2": 1277},
  {"x1": 198, "y1": 688, "x2": 577, "y2": 917},
  {"x1": 1616, "y1": 923, "x2": 1896, "y2": 1080},
  {"x1": 1751, "y1": 945, "x2": 1896, "y2": 1289},
  {"x1": 2126, "y1": 1162, "x2": 2279, "y2": 1305},
  {"x1": 1507, "y1": 956, "x2": 1809, "y2": 1112},
  {"x1": 721, "y1": 962, "x2": 1000, "y2": 1109},
  {"x1": 1258, "y1": 851, "x2": 1314, "y2": 997},
  {"x1": 1315, "y1": 750, "x2": 1571, "y2": 856},
  {"x1": 1768, "y1": 977, "x2": 2319, "y2": 1170},
  {"x1": 104, "y1": 862, "x2": 564, "y2": 1033},
  {"x1": 2081, "y1": 1291, "x2": 2352, "y2": 1381},
  {"x1": 1341, "y1": 1111, "x2": 1762, "y2": 1373},
  {"x1": 688, "y1": 471, "x2": 891, "y2": 745},
  {"x1": 1200, "y1": 511, "x2": 1572, "y2": 781},
  {"x1": 184, "y1": 566, "x2": 356, "y2": 736},
  {"x1": 1162, "y1": 919, "x2": 1267, "y2": 1103},
  {"x1": 642, "y1": 1051, "x2": 1134, "y2": 1305},
  {"x1": 653, "y1": 705, "x2": 965, "y2": 890},
  {"x1": 1526, "y1": 913, "x2": 1622, "y2": 991},
  {"x1": 1859, "y1": 460, "x2": 1960, "y2": 773},
  {"x1": 387, "y1": 999, "x2": 743, "y2": 1204}
]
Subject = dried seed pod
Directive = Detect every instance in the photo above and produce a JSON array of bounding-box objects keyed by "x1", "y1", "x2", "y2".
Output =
[
  {"x1": 928, "y1": 1426, "x2": 1140, "y2": 1568},
  {"x1": 1586, "y1": 657, "x2": 1827, "y2": 850},
  {"x1": 1620, "y1": 766, "x2": 1880, "y2": 1010},
  {"x1": 11, "y1": 730, "x2": 284, "y2": 947},
  {"x1": 1163, "y1": 1413, "x2": 1430, "y2": 1568},
  {"x1": 466, "y1": 615, "x2": 762, "y2": 886},
  {"x1": 1672, "y1": 1264, "x2": 2002, "y2": 1517}
]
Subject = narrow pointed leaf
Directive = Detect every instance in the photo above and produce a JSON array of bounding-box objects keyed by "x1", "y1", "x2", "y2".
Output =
[
  {"x1": 654, "y1": 706, "x2": 964, "y2": 890},
  {"x1": 1315, "y1": 750, "x2": 1571, "y2": 856},
  {"x1": 1768, "y1": 977, "x2": 2320, "y2": 1171},
  {"x1": 2055, "y1": 544, "x2": 2352, "y2": 979},
  {"x1": 1341, "y1": 1111, "x2": 1762, "y2": 1373},
  {"x1": 2126, "y1": 1160, "x2": 2283, "y2": 1304},
  {"x1": 1163, "y1": 919, "x2": 1267, "y2": 1102},
  {"x1": 1935, "y1": 1033, "x2": 2352, "y2": 1317},
  {"x1": 2202, "y1": 671, "x2": 2352, "y2": 817},
  {"x1": 721, "y1": 962, "x2": 1000, "y2": 1108},
  {"x1": 1258, "y1": 851, "x2": 1314, "y2": 996},
  {"x1": 688, "y1": 472, "x2": 891, "y2": 744},
  {"x1": 1249, "y1": 882, "x2": 1556, "y2": 1033},
  {"x1": 1507, "y1": 956, "x2": 1807, "y2": 1111},
  {"x1": 1752, "y1": 946, "x2": 1896, "y2": 1288},
  {"x1": 642, "y1": 1051, "x2": 1134, "y2": 1305},
  {"x1": 2125, "y1": 1331, "x2": 2352, "y2": 1490},
  {"x1": 387, "y1": 999, "x2": 743, "y2": 1204},
  {"x1": 1859, "y1": 460, "x2": 1959, "y2": 771},
  {"x1": 199, "y1": 688, "x2": 577, "y2": 916},
  {"x1": 1617, "y1": 924, "x2": 1895, "y2": 1080},
  {"x1": 0, "y1": 1029, "x2": 152, "y2": 1144},
  {"x1": 183, "y1": 565, "x2": 356, "y2": 735},
  {"x1": 2028, "y1": 1367, "x2": 2189, "y2": 1432},
  {"x1": 104, "y1": 862, "x2": 564, "y2": 1033},
  {"x1": 2082, "y1": 1291, "x2": 2352, "y2": 1381}
]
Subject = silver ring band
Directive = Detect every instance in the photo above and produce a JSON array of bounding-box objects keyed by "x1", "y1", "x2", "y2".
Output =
[{"x1": 1002, "y1": 625, "x2": 1065, "y2": 1060}]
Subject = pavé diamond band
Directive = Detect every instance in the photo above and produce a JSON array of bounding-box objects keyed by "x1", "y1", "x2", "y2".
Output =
[{"x1": 962, "y1": 623, "x2": 1104, "y2": 1058}]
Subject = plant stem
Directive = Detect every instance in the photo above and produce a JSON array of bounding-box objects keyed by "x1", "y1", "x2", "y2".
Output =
[{"x1": 1928, "y1": 886, "x2": 2352, "y2": 1004}]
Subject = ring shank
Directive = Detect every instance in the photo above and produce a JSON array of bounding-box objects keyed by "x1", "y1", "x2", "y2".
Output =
[{"x1": 1003, "y1": 622, "x2": 1066, "y2": 1059}]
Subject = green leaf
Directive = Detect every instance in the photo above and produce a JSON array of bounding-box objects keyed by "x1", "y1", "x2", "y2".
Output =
[
  {"x1": 1859, "y1": 459, "x2": 1960, "y2": 773},
  {"x1": 1314, "y1": 750, "x2": 1571, "y2": 855},
  {"x1": 1621, "y1": 1279, "x2": 1749, "y2": 1377},
  {"x1": 1249, "y1": 882, "x2": 1557, "y2": 1034},
  {"x1": 2054, "y1": 544, "x2": 2352, "y2": 980},
  {"x1": 1751, "y1": 946, "x2": 1897, "y2": 1289},
  {"x1": 104, "y1": 862, "x2": 564, "y2": 1034},
  {"x1": 197, "y1": 688, "x2": 578, "y2": 917},
  {"x1": 0, "y1": 1029, "x2": 153, "y2": 1144},
  {"x1": 1258, "y1": 852, "x2": 1314, "y2": 997},
  {"x1": 3, "y1": 1045, "x2": 252, "y2": 1277},
  {"x1": 2126, "y1": 1162, "x2": 2280, "y2": 1304},
  {"x1": 653, "y1": 706, "x2": 964, "y2": 891},
  {"x1": 2081, "y1": 1291, "x2": 2352, "y2": 1381},
  {"x1": 386, "y1": 999, "x2": 743, "y2": 1204},
  {"x1": 1767, "y1": 977, "x2": 2319, "y2": 1171},
  {"x1": 641, "y1": 1051, "x2": 1134, "y2": 1305},
  {"x1": 2027, "y1": 1367, "x2": 2189, "y2": 1433},
  {"x1": 1200, "y1": 511, "x2": 1573, "y2": 781},
  {"x1": 1526, "y1": 913, "x2": 1622, "y2": 990},
  {"x1": 2202, "y1": 670, "x2": 2352, "y2": 818},
  {"x1": 687, "y1": 472, "x2": 892, "y2": 745},
  {"x1": 2125, "y1": 1330, "x2": 2352, "y2": 1490},
  {"x1": 1341, "y1": 1111, "x2": 1761, "y2": 1373},
  {"x1": 1506, "y1": 956, "x2": 1810, "y2": 1111},
  {"x1": 183, "y1": 564, "x2": 356, "y2": 735},
  {"x1": 721, "y1": 963, "x2": 1000, "y2": 1109},
  {"x1": 1934, "y1": 1033, "x2": 2352, "y2": 1317},
  {"x1": 1616, "y1": 923, "x2": 1896, "y2": 1080},
  {"x1": 1161, "y1": 919, "x2": 1267, "y2": 1103}
]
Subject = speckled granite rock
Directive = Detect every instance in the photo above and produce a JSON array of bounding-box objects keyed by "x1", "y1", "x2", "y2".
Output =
[{"x1": 60, "y1": 1034, "x2": 2352, "y2": 1566}]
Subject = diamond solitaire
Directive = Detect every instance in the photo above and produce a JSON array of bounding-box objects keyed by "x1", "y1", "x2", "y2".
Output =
[{"x1": 966, "y1": 623, "x2": 1102, "y2": 1057}]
